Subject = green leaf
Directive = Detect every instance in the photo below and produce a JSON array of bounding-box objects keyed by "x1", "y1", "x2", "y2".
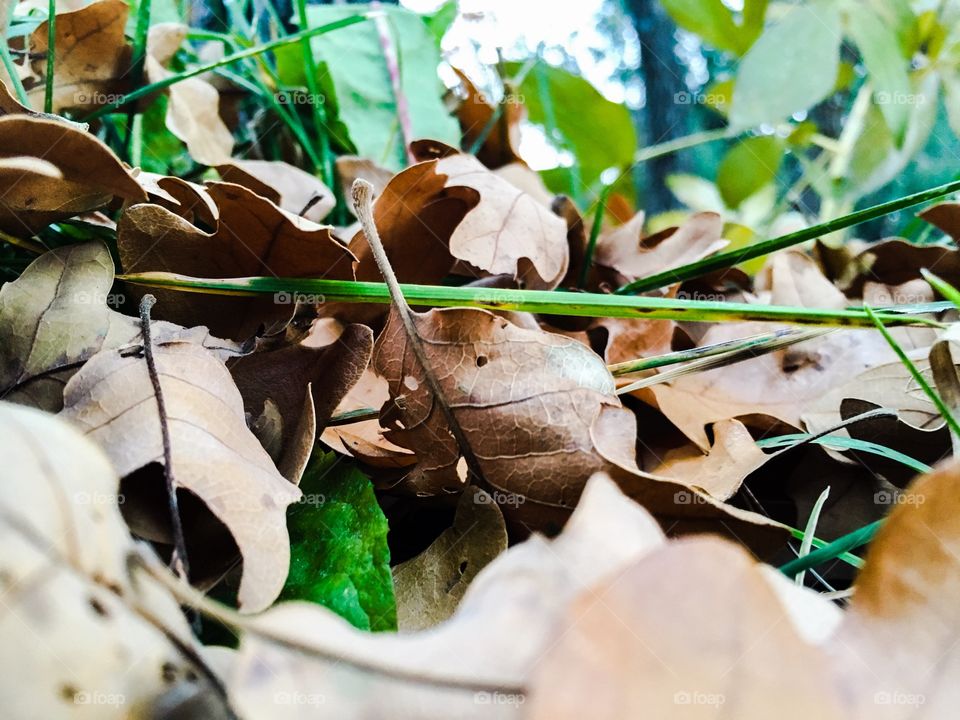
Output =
[
  {"x1": 279, "y1": 449, "x2": 397, "y2": 632},
  {"x1": 715, "y1": 135, "x2": 784, "y2": 209},
  {"x1": 846, "y1": 3, "x2": 912, "y2": 143},
  {"x1": 661, "y1": 0, "x2": 767, "y2": 56},
  {"x1": 730, "y1": 1, "x2": 841, "y2": 129},
  {"x1": 296, "y1": 4, "x2": 460, "y2": 169},
  {"x1": 506, "y1": 61, "x2": 637, "y2": 201}
]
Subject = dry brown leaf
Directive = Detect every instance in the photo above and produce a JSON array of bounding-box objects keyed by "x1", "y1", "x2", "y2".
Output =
[
  {"x1": 225, "y1": 473, "x2": 665, "y2": 719},
  {"x1": 0, "y1": 115, "x2": 146, "y2": 235},
  {"x1": 0, "y1": 402, "x2": 229, "y2": 719},
  {"x1": 411, "y1": 139, "x2": 569, "y2": 288},
  {"x1": 117, "y1": 181, "x2": 356, "y2": 339},
  {"x1": 594, "y1": 210, "x2": 727, "y2": 288},
  {"x1": 145, "y1": 23, "x2": 234, "y2": 166},
  {"x1": 59, "y1": 329, "x2": 301, "y2": 612},
  {"x1": 217, "y1": 159, "x2": 336, "y2": 222},
  {"x1": 454, "y1": 68, "x2": 523, "y2": 169},
  {"x1": 0, "y1": 243, "x2": 141, "y2": 410},
  {"x1": 23, "y1": 0, "x2": 131, "y2": 114},
  {"x1": 336, "y1": 155, "x2": 394, "y2": 203},
  {"x1": 649, "y1": 418, "x2": 770, "y2": 499},
  {"x1": 393, "y1": 487, "x2": 508, "y2": 631}
]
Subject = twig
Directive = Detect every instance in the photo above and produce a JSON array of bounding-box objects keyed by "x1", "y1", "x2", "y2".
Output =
[
  {"x1": 351, "y1": 179, "x2": 488, "y2": 487},
  {"x1": 139, "y1": 295, "x2": 190, "y2": 581}
]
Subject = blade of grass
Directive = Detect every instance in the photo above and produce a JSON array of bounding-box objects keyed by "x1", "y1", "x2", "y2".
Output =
[
  {"x1": 922, "y1": 269, "x2": 960, "y2": 311},
  {"x1": 117, "y1": 272, "x2": 945, "y2": 327},
  {"x1": 578, "y1": 181, "x2": 614, "y2": 289},
  {"x1": 617, "y1": 178, "x2": 960, "y2": 294},
  {"x1": 609, "y1": 327, "x2": 833, "y2": 376},
  {"x1": 780, "y1": 520, "x2": 880, "y2": 576},
  {"x1": 82, "y1": 12, "x2": 375, "y2": 121},
  {"x1": 294, "y1": 0, "x2": 336, "y2": 190},
  {"x1": 756, "y1": 434, "x2": 932, "y2": 474},
  {"x1": 123, "y1": 0, "x2": 153, "y2": 158},
  {"x1": 786, "y1": 526, "x2": 865, "y2": 569},
  {"x1": 864, "y1": 303, "x2": 960, "y2": 439},
  {"x1": 796, "y1": 487, "x2": 830, "y2": 585},
  {"x1": 43, "y1": 0, "x2": 55, "y2": 113},
  {"x1": 0, "y1": 44, "x2": 30, "y2": 105}
]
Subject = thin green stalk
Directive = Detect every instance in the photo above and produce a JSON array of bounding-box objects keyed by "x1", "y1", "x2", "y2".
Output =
[
  {"x1": 0, "y1": 44, "x2": 29, "y2": 105},
  {"x1": 117, "y1": 272, "x2": 945, "y2": 327},
  {"x1": 757, "y1": 434, "x2": 931, "y2": 474},
  {"x1": 578, "y1": 181, "x2": 614, "y2": 289},
  {"x1": 786, "y1": 527, "x2": 865, "y2": 569},
  {"x1": 43, "y1": 0, "x2": 55, "y2": 113},
  {"x1": 633, "y1": 126, "x2": 733, "y2": 164},
  {"x1": 922, "y1": 270, "x2": 960, "y2": 311},
  {"x1": 124, "y1": 0, "x2": 153, "y2": 157},
  {"x1": 864, "y1": 303, "x2": 960, "y2": 438},
  {"x1": 780, "y1": 520, "x2": 881, "y2": 576},
  {"x1": 617, "y1": 178, "x2": 960, "y2": 295},
  {"x1": 609, "y1": 328, "x2": 832, "y2": 376},
  {"x1": 294, "y1": 0, "x2": 335, "y2": 189},
  {"x1": 83, "y1": 12, "x2": 374, "y2": 121}
]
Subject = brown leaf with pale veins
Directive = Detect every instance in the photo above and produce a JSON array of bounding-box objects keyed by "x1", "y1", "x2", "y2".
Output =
[
  {"x1": 454, "y1": 68, "x2": 523, "y2": 169},
  {"x1": 410, "y1": 139, "x2": 569, "y2": 288},
  {"x1": 229, "y1": 323, "x2": 374, "y2": 482},
  {"x1": 0, "y1": 402, "x2": 230, "y2": 719},
  {"x1": 23, "y1": 0, "x2": 131, "y2": 114},
  {"x1": 59, "y1": 329, "x2": 301, "y2": 612},
  {"x1": 217, "y1": 159, "x2": 336, "y2": 223},
  {"x1": 372, "y1": 304, "x2": 783, "y2": 549},
  {"x1": 145, "y1": 23, "x2": 234, "y2": 166},
  {"x1": 393, "y1": 487, "x2": 508, "y2": 631},
  {"x1": 117, "y1": 181, "x2": 356, "y2": 339},
  {"x1": 594, "y1": 210, "x2": 727, "y2": 288},
  {"x1": 0, "y1": 115, "x2": 146, "y2": 235},
  {"x1": 0, "y1": 243, "x2": 140, "y2": 411}
]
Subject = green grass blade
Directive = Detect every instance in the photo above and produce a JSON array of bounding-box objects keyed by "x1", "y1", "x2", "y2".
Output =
[
  {"x1": 83, "y1": 12, "x2": 375, "y2": 121},
  {"x1": 44, "y1": 0, "x2": 55, "y2": 113},
  {"x1": 295, "y1": 0, "x2": 336, "y2": 190},
  {"x1": 117, "y1": 272, "x2": 946, "y2": 327},
  {"x1": 578, "y1": 181, "x2": 614, "y2": 289},
  {"x1": 780, "y1": 520, "x2": 880, "y2": 576},
  {"x1": 0, "y1": 44, "x2": 30, "y2": 105},
  {"x1": 756, "y1": 434, "x2": 932, "y2": 474},
  {"x1": 864, "y1": 303, "x2": 960, "y2": 438},
  {"x1": 922, "y1": 269, "x2": 960, "y2": 311},
  {"x1": 786, "y1": 527, "x2": 865, "y2": 569},
  {"x1": 609, "y1": 327, "x2": 833, "y2": 376},
  {"x1": 616, "y1": 178, "x2": 960, "y2": 295}
]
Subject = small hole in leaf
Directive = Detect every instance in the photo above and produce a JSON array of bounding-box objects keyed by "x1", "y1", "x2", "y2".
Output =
[
  {"x1": 476, "y1": 356, "x2": 488, "y2": 368},
  {"x1": 88, "y1": 596, "x2": 109, "y2": 618},
  {"x1": 458, "y1": 561, "x2": 468, "y2": 575}
]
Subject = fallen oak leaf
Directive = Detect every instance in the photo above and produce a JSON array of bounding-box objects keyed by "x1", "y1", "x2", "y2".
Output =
[
  {"x1": 217, "y1": 159, "x2": 336, "y2": 223},
  {"x1": 410, "y1": 139, "x2": 568, "y2": 289},
  {"x1": 58, "y1": 317, "x2": 301, "y2": 612},
  {"x1": 117, "y1": 181, "x2": 356, "y2": 339},
  {"x1": 393, "y1": 487, "x2": 508, "y2": 631},
  {"x1": 0, "y1": 115, "x2": 146, "y2": 236},
  {"x1": 351, "y1": 179, "x2": 784, "y2": 551},
  {"x1": 0, "y1": 402, "x2": 231, "y2": 719}
]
